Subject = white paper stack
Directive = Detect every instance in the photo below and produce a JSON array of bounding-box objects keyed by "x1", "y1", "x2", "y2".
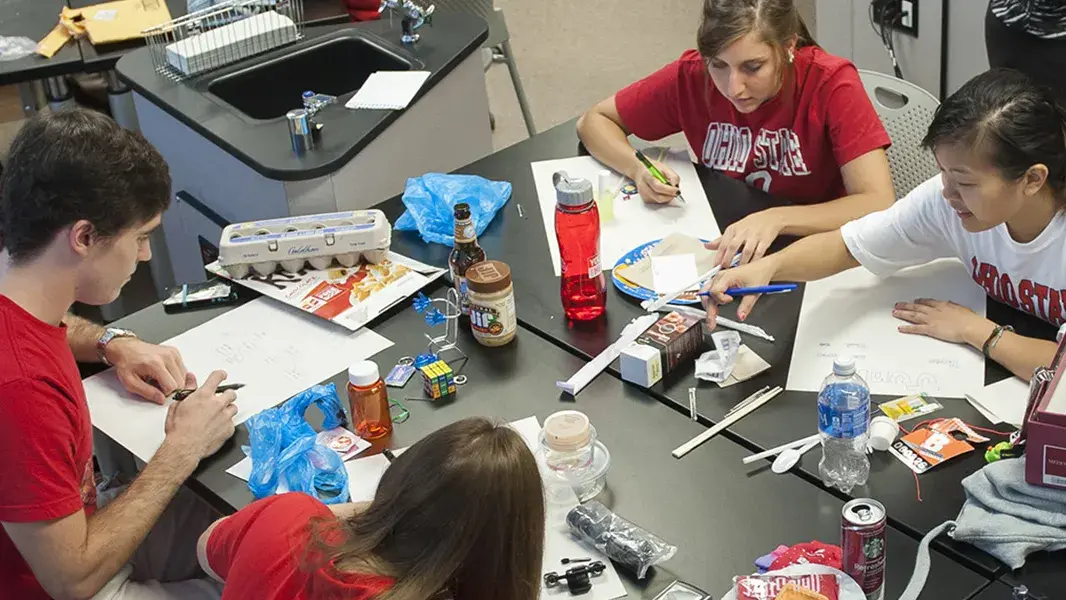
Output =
[
  {"x1": 166, "y1": 11, "x2": 298, "y2": 76},
  {"x1": 965, "y1": 376, "x2": 1030, "y2": 427},
  {"x1": 345, "y1": 71, "x2": 432, "y2": 110}
]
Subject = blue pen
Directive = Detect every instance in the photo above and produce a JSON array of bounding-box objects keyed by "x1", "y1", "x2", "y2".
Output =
[{"x1": 697, "y1": 284, "x2": 798, "y2": 297}]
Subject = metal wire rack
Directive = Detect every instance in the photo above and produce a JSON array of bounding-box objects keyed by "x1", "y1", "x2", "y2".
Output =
[{"x1": 143, "y1": 0, "x2": 306, "y2": 81}]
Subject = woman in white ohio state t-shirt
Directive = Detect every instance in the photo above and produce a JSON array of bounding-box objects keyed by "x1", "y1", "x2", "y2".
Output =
[{"x1": 703, "y1": 68, "x2": 1066, "y2": 382}]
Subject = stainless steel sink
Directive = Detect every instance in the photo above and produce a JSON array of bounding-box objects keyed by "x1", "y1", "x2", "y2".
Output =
[{"x1": 205, "y1": 32, "x2": 417, "y2": 121}]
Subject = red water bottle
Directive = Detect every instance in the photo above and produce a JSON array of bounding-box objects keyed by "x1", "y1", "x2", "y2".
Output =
[{"x1": 554, "y1": 171, "x2": 606, "y2": 320}]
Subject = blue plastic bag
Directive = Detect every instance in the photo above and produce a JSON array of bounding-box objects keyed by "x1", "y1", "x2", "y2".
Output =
[
  {"x1": 395, "y1": 173, "x2": 512, "y2": 246},
  {"x1": 245, "y1": 383, "x2": 350, "y2": 504}
]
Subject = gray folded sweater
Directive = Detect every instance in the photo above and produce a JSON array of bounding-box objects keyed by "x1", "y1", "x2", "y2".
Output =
[
  {"x1": 898, "y1": 458, "x2": 1066, "y2": 599},
  {"x1": 949, "y1": 457, "x2": 1066, "y2": 569}
]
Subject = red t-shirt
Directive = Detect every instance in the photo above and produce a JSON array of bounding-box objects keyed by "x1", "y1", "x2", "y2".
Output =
[
  {"x1": 0, "y1": 296, "x2": 97, "y2": 600},
  {"x1": 615, "y1": 46, "x2": 891, "y2": 203},
  {"x1": 207, "y1": 493, "x2": 395, "y2": 600}
]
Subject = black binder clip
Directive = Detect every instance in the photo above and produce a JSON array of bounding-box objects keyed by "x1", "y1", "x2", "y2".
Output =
[{"x1": 544, "y1": 560, "x2": 607, "y2": 595}]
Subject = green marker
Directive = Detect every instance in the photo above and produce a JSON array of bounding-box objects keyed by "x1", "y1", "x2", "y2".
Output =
[{"x1": 634, "y1": 149, "x2": 685, "y2": 203}]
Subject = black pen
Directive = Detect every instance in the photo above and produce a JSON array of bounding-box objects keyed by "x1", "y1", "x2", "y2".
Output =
[
  {"x1": 171, "y1": 383, "x2": 245, "y2": 401},
  {"x1": 383, "y1": 448, "x2": 396, "y2": 462}
]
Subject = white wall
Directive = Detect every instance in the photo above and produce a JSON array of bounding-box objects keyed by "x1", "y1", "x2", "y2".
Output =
[
  {"x1": 816, "y1": 0, "x2": 944, "y2": 98},
  {"x1": 815, "y1": 1, "x2": 990, "y2": 100},
  {"x1": 946, "y1": 0, "x2": 989, "y2": 95}
]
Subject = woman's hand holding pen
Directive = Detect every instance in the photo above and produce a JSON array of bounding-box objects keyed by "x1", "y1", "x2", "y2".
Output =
[
  {"x1": 700, "y1": 259, "x2": 776, "y2": 328},
  {"x1": 633, "y1": 160, "x2": 681, "y2": 205}
]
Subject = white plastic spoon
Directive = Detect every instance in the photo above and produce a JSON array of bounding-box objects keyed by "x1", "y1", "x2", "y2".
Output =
[{"x1": 772, "y1": 438, "x2": 821, "y2": 474}]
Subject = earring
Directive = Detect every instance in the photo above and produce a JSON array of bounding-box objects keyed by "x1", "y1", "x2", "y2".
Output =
[{"x1": 788, "y1": 49, "x2": 795, "y2": 63}]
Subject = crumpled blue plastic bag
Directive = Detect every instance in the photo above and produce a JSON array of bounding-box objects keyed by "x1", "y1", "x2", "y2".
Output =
[
  {"x1": 395, "y1": 173, "x2": 512, "y2": 246},
  {"x1": 245, "y1": 383, "x2": 350, "y2": 504}
]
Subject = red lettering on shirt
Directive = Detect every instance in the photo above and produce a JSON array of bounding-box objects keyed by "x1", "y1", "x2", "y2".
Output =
[
  {"x1": 999, "y1": 274, "x2": 1019, "y2": 308},
  {"x1": 1019, "y1": 279, "x2": 1037, "y2": 315},
  {"x1": 966, "y1": 260, "x2": 1062, "y2": 326},
  {"x1": 1034, "y1": 284, "x2": 1051, "y2": 321},
  {"x1": 983, "y1": 264, "x2": 1001, "y2": 298},
  {"x1": 1050, "y1": 288, "x2": 1063, "y2": 326}
]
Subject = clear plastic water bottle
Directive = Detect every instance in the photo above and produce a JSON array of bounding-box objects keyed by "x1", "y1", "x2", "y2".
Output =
[{"x1": 818, "y1": 355, "x2": 871, "y2": 493}]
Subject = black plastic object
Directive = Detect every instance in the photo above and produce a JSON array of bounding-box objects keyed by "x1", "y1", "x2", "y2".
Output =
[
  {"x1": 566, "y1": 500, "x2": 678, "y2": 579},
  {"x1": 544, "y1": 561, "x2": 606, "y2": 596}
]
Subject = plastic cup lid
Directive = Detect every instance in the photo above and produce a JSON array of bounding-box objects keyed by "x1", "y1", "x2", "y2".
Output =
[{"x1": 543, "y1": 410, "x2": 593, "y2": 451}]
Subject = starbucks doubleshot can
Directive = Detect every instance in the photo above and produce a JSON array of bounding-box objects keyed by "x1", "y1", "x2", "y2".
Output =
[{"x1": 842, "y1": 498, "x2": 886, "y2": 600}]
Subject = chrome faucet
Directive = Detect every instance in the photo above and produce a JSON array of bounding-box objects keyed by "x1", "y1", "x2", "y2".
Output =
[
  {"x1": 285, "y1": 91, "x2": 337, "y2": 155},
  {"x1": 379, "y1": 0, "x2": 435, "y2": 44}
]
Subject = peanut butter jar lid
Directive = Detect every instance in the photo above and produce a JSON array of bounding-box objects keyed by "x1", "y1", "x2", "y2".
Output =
[{"x1": 466, "y1": 260, "x2": 512, "y2": 294}]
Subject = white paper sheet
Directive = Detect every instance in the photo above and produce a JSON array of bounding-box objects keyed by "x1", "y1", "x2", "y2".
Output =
[
  {"x1": 84, "y1": 298, "x2": 393, "y2": 462},
  {"x1": 786, "y1": 259, "x2": 986, "y2": 397},
  {"x1": 965, "y1": 376, "x2": 1030, "y2": 427},
  {"x1": 226, "y1": 447, "x2": 391, "y2": 500},
  {"x1": 651, "y1": 254, "x2": 698, "y2": 294},
  {"x1": 531, "y1": 150, "x2": 719, "y2": 277},
  {"x1": 225, "y1": 416, "x2": 626, "y2": 600},
  {"x1": 345, "y1": 71, "x2": 431, "y2": 110}
]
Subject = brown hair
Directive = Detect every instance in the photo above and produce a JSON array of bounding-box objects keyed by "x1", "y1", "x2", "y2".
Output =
[
  {"x1": 697, "y1": 0, "x2": 816, "y2": 88},
  {"x1": 0, "y1": 108, "x2": 170, "y2": 264},
  {"x1": 306, "y1": 417, "x2": 545, "y2": 600}
]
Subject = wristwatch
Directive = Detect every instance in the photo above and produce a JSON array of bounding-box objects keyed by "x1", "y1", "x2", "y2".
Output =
[{"x1": 97, "y1": 328, "x2": 137, "y2": 366}]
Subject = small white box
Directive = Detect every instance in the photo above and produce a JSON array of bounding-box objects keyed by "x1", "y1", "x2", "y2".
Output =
[{"x1": 620, "y1": 342, "x2": 663, "y2": 388}]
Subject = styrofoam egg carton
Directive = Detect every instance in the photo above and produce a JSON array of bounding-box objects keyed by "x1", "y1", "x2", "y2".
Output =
[
  {"x1": 165, "y1": 11, "x2": 298, "y2": 76},
  {"x1": 218, "y1": 210, "x2": 392, "y2": 278}
]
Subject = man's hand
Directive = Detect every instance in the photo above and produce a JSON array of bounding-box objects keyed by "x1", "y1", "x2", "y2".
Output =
[
  {"x1": 706, "y1": 209, "x2": 785, "y2": 268},
  {"x1": 893, "y1": 298, "x2": 994, "y2": 345},
  {"x1": 700, "y1": 258, "x2": 776, "y2": 328},
  {"x1": 164, "y1": 370, "x2": 238, "y2": 460},
  {"x1": 633, "y1": 161, "x2": 681, "y2": 205},
  {"x1": 105, "y1": 338, "x2": 194, "y2": 404}
]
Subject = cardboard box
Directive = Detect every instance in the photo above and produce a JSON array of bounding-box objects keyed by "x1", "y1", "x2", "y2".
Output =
[
  {"x1": 1025, "y1": 334, "x2": 1066, "y2": 489},
  {"x1": 620, "y1": 311, "x2": 703, "y2": 388}
]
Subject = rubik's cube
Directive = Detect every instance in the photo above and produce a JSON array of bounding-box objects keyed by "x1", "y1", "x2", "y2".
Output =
[{"x1": 419, "y1": 359, "x2": 456, "y2": 401}]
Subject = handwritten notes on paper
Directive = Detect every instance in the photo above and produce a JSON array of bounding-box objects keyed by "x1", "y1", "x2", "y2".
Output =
[
  {"x1": 84, "y1": 298, "x2": 393, "y2": 462},
  {"x1": 531, "y1": 150, "x2": 720, "y2": 277},
  {"x1": 786, "y1": 259, "x2": 986, "y2": 397}
]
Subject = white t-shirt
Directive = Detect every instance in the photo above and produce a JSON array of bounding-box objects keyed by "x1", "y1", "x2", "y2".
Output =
[{"x1": 840, "y1": 174, "x2": 1066, "y2": 328}]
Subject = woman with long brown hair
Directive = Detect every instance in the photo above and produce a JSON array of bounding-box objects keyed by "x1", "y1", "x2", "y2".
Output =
[
  {"x1": 578, "y1": 0, "x2": 895, "y2": 268},
  {"x1": 195, "y1": 418, "x2": 546, "y2": 599}
]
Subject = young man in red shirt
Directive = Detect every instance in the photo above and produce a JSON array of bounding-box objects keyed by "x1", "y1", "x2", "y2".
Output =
[
  {"x1": 577, "y1": 0, "x2": 895, "y2": 269},
  {"x1": 0, "y1": 109, "x2": 239, "y2": 599}
]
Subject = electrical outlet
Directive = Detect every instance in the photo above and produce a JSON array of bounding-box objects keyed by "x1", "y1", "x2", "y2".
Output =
[
  {"x1": 871, "y1": 0, "x2": 919, "y2": 37},
  {"x1": 899, "y1": 0, "x2": 917, "y2": 34}
]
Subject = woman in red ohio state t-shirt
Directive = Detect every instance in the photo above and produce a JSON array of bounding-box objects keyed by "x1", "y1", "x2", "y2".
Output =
[
  {"x1": 577, "y1": 0, "x2": 895, "y2": 267},
  {"x1": 198, "y1": 418, "x2": 545, "y2": 600}
]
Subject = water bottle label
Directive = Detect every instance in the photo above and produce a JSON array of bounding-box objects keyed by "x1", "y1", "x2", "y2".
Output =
[
  {"x1": 587, "y1": 255, "x2": 602, "y2": 279},
  {"x1": 818, "y1": 402, "x2": 870, "y2": 439}
]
